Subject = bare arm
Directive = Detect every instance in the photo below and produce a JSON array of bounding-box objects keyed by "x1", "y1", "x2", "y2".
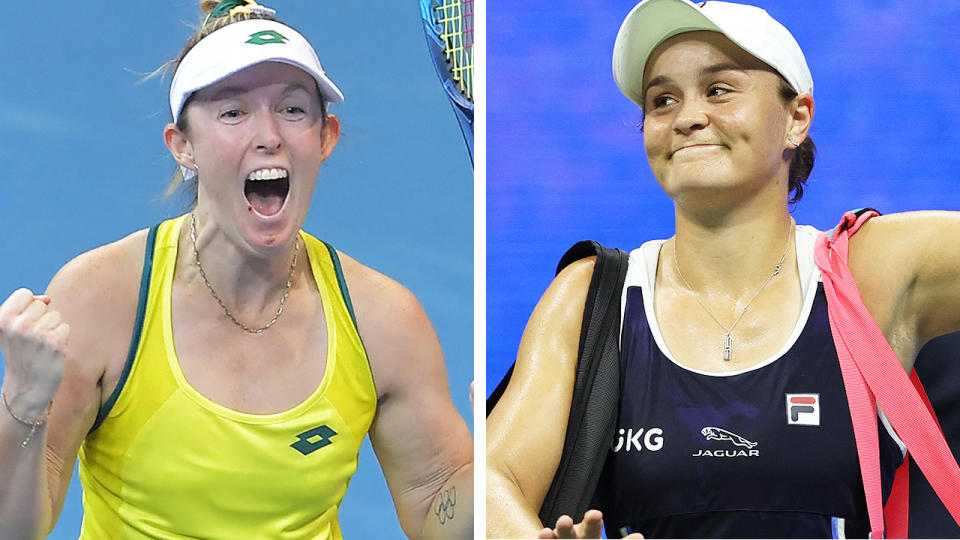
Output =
[
  {"x1": 0, "y1": 232, "x2": 143, "y2": 538},
  {"x1": 486, "y1": 258, "x2": 594, "y2": 538},
  {"x1": 0, "y1": 289, "x2": 67, "y2": 539},
  {"x1": 849, "y1": 211, "x2": 960, "y2": 370},
  {"x1": 341, "y1": 254, "x2": 473, "y2": 540}
]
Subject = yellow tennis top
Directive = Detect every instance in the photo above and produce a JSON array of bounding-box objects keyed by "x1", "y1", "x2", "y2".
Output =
[{"x1": 77, "y1": 215, "x2": 377, "y2": 539}]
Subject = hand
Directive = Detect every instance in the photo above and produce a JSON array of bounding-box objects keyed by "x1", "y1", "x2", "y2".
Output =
[
  {"x1": 0, "y1": 289, "x2": 69, "y2": 414},
  {"x1": 537, "y1": 510, "x2": 644, "y2": 539}
]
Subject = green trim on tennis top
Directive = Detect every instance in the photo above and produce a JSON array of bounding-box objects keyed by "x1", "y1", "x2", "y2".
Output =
[
  {"x1": 89, "y1": 224, "x2": 159, "y2": 434},
  {"x1": 321, "y1": 241, "x2": 359, "y2": 329}
]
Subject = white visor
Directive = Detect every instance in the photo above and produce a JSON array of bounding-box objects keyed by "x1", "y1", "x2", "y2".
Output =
[
  {"x1": 170, "y1": 19, "x2": 343, "y2": 123},
  {"x1": 613, "y1": 0, "x2": 813, "y2": 107}
]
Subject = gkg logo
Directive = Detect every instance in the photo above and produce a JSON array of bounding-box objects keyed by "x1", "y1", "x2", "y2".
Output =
[
  {"x1": 612, "y1": 427, "x2": 664, "y2": 452},
  {"x1": 786, "y1": 393, "x2": 820, "y2": 426},
  {"x1": 246, "y1": 30, "x2": 288, "y2": 45},
  {"x1": 291, "y1": 425, "x2": 338, "y2": 455}
]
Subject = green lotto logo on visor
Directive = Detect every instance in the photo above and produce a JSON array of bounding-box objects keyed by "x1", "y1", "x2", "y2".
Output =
[
  {"x1": 291, "y1": 425, "x2": 338, "y2": 455},
  {"x1": 246, "y1": 30, "x2": 288, "y2": 45}
]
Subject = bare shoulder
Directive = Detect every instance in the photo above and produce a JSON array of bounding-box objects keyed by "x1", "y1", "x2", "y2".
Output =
[
  {"x1": 33, "y1": 229, "x2": 152, "y2": 521},
  {"x1": 488, "y1": 255, "x2": 595, "y2": 432},
  {"x1": 333, "y1": 251, "x2": 438, "y2": 398},
  {"x1": 851, "y1": 210, "x2": 960, "y2": 345},
  {"x1": 849, "y1": 211, "x2": 955, "y2": 287},
  {"x1": 850, "y1": 211, "x2": 957, "y2": 257},
  {"x1": 519, "y1": 255, "x2": 596, "y2": 354},
  {"x1": 542, "y1": 256, "x2": 595, "y2": 309},
  {"x1": 47, "y1": 228, "x2": 149, "y2": 320},
  {"x1": 486, "y1": 256, "x2": 596, "y2": 523},
  {"x1": 46, "y1": 229, "x2": 151, "y2": 389},
  {"x1": 505, "y1": 255, "x2": 595, "y2": 387},
  {"x1": 334, "y1": 250, "x2": 428, "y2": 337}
]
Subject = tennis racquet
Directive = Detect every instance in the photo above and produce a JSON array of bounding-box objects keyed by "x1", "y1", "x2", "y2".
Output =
[{"x1": 419, "y1": 0, "x2": 474, "y2": 165}]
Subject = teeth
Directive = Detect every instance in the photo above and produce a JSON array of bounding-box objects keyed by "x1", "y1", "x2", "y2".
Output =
[{"x1": 247, "y1": 168, "x2": 288, "y2": 181}]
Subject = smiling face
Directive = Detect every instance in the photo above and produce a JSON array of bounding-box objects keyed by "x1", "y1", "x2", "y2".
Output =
[
  {"x1": 166, "y1": 61, "x2": 340, "y2": 253},
  {"x1": 641, "y1": 31, "x2": 798, "y2": 207}
]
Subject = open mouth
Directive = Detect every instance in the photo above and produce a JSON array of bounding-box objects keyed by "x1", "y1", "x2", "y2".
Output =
[{"x1": 244, "y1": 168, "x2": 289, "y2": 217}]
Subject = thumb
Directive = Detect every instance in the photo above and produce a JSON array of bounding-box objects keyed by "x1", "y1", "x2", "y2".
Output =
[{"x1": 575, "y1": 509, "x2": 604, "y2": 539}]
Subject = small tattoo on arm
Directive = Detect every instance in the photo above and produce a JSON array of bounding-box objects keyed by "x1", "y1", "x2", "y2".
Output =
[{"x1": 434, "y1": 487, "x2": 456, "y2": 524}]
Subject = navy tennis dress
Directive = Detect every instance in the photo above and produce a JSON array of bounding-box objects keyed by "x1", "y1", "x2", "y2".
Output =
[{"x1": 595, "y1": 226, "x2": 904, "y2": 539}]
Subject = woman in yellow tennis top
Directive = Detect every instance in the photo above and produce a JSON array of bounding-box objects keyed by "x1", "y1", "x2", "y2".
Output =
[{"x1": 0, "y1": 1, "x2": 472, "y2": 539}]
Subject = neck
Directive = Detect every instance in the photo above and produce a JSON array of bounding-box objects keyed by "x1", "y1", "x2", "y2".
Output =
[
  {"x1": 179, "y1": 211, "x2": 302, "y2": 321},
  {"x1": 670, "y1": 189, "x2": 794, "y2": 297}
]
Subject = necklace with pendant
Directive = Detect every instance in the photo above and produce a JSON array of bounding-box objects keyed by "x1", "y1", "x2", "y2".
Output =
[{"x1": 673, "y1": 223, "x2": 792, "y2": 361}]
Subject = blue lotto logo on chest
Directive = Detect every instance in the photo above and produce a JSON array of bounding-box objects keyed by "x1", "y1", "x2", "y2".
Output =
[
  {"x1": 786, "y1": 393, "x2": 820, "y2": 426},
  {"x1": 612, "y1": 427, "x2": 664, "y2": 452},
  {"x1": 692, "y1": 427, "x2": 760, "y2": 458}
]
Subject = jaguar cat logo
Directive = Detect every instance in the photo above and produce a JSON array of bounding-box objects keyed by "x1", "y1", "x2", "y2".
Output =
[
  {"x1": 693, "y1": 427, "x2": 760, "y2": 458},
  {"x1": 701, "y1": 427, "x2": 757, "y2": 449}
]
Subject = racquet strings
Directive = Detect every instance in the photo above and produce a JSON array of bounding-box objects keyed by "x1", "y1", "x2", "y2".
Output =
[{"x1": 433, "y1": 0, "x2": 473, "y2": 101}]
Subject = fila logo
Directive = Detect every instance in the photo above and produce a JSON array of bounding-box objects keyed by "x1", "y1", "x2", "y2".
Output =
[
  {"x1": 786, "y1": 393, "x2": 820, "y2": 426},
  {"x1": 291, "y1": 425, "x2": 338, "y2": 455},
  {"x1": 612, "y1": 427, "x2": 664, "y2": 452}
]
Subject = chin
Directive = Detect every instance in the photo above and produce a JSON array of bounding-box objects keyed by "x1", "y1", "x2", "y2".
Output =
[{"x1": 240, "y1": 205, "x2": 304, "y2": 254}]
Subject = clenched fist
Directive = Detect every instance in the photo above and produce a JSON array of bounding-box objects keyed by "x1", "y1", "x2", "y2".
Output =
[{"x1": 0, "y1": 288, "x2": 69, "y2": 416}]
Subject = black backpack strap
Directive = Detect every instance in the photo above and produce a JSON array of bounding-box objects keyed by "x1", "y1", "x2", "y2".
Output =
[
  {"x1": 540, "y1": 241, "x2": 629, "y2": 525},
  {"x1": 486, "y1": 240, "x2": 630, "y2": 525}
]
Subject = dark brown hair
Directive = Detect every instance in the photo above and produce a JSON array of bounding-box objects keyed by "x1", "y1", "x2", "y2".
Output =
[{"x1": 777, "y1": 80, "x2": 816, "y2": 204}]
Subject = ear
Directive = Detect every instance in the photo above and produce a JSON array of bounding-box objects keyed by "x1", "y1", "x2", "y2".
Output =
[
  {"x1": 164, "y1": 122, "x2": 198, "y2": 171},
  {"x1": 785, "y1": 92, "x2": 814, "y2": 148},
  {"x1": 320, "y1": 114, "x2": 341, "y2": 161}
]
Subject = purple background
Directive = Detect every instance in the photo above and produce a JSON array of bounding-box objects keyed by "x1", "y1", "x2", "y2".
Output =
[{"x1": 487, "y1": 0, "x2": 960, "y2": 395}]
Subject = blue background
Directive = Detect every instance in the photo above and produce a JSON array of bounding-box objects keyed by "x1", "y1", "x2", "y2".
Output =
[
  {"x1": 0, "y1": 2, "x2": 472, "y2": 539},
  {"x1": 487, "y1": 0, "x2": 960, "y2": 396}
]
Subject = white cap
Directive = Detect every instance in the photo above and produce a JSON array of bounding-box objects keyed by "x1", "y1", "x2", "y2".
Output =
[
  {"x1": 170, "y1": 19, "x2": 343, "y2": 123},
  {"x1": 612, "y1": 0, "x2": 813, "y2": 107}
]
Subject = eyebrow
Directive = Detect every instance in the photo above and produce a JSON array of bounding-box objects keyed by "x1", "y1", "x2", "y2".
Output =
[
  {"x1": 198, "y1": 82, "x2": 314, "y2": 102},
  {"x1": 644, "y1": 62, "x2": 749, "y2": 97}
]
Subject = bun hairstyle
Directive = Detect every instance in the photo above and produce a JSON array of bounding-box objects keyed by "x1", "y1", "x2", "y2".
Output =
[{"x1": 199, "y1": 0, "x2": 222, "y2": 12}]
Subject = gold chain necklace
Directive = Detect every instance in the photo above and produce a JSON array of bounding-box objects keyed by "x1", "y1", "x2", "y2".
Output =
[
  {"x1": 189, "y1": 213, "x2": 298, "y2": 334},
  {"x1": 673, "y1": 223, "x2": 792, "y2": 361}
]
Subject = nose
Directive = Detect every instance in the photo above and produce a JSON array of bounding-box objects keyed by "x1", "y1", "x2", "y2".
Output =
[
  {"x1": 672, "y1": 98, "x2": 709, "y2": 135},
  {"x1": 253, "y1": 110, "x2": 283, "y2": 154}
]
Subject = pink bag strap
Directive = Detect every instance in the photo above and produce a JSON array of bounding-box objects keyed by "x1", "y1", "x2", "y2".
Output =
[
  {"x1": 883, "y1": 371, "x2": 943, "y2": 538},
  {"x1": 814, "y1": 209, "x2": 960, "y2": 538}
]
